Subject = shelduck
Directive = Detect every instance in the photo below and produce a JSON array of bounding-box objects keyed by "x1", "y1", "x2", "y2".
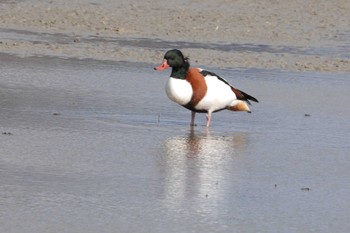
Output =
[{"x1": 154, "y1": 49, "x2": 258, "y2": 127}]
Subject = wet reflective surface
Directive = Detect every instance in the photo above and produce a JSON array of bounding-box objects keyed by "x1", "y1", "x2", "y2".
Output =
[
  {"x1": 1, "y1": 28, "x2": 349, "y2": 57},
  {"x1": 0, "y1": 54, "x2": 350, "y2": 233}
]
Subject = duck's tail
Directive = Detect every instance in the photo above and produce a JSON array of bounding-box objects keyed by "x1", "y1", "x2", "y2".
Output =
[
  {"x1": 239, "y1": 90, "x2": 259, "y2": 105},
  {"x1": 231, "y1": 87, "x2": 259, "y2": 105},
  {"x1": 227, "y1": 100, "x2": 252, "y2": 113}
]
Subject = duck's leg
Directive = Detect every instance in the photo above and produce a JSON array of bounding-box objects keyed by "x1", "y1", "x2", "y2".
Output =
[
  {"x1": 190, "y1": 111, "x2": 196, "y2": 126},
  {"x1": 206, "y1": 112, "x2": 212, "y2": 128}
]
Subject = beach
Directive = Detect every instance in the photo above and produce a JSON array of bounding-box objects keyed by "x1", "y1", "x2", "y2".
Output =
[
  {"x1": 0, "y1": 0, "x2": 349, "y2": 71},
  {"x1": 1, "y1": 1, "x2": 350, "y2": 233}
]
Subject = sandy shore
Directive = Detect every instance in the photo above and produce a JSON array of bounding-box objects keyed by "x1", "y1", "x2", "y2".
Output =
[{"x1": 0, "y1": 0, "x2": 349, "y2": 72}]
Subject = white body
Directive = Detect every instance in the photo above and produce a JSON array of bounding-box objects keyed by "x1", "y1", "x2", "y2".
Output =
[
  {"x1": 165, "y1": 73, "x2": 238, "y2": 113},
  {"x1": 165, "y1": 77, "x2": 192, "y2": 106},
  {"x1": 196, "y1": 75, "x2": 237, "y2": 112}
]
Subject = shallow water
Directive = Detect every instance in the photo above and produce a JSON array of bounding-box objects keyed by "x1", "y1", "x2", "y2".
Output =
[
  {"x1": 1, "y1": 28, "x2": 349, "y2": 57},
  {"x1": 0, "y1": 54, "x2": 350, "y2": 233}
]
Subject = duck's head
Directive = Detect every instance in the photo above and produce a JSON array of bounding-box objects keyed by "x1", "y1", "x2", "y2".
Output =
[{"x1": 154, "y1": 49, "x2": 189, "y2": 71}]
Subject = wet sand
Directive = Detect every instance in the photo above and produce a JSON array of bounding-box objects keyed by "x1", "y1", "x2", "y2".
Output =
[
  {"x1": 1, "y1": 0, "x2": 350, "y2": 232},
  {"x1": 0, "y1": 0, "x2": 349, "y2": 72},
  {"x1": 1, "y1": 54, "x2": 350, "y2": 233}
]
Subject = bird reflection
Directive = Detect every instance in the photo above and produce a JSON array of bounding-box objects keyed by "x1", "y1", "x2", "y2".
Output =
[{"x1": 161, "y1": 128, "x2": 248, "y2": 213}]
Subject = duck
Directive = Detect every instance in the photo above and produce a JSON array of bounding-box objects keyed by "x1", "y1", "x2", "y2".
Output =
[{"x1": 154, "y1": 49, "x2": 258, "y2": 128}]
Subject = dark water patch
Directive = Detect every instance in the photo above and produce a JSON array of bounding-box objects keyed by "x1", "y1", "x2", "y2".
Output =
[{"x1": 1, "y1": 28, "x2": 349, "y2": 57}]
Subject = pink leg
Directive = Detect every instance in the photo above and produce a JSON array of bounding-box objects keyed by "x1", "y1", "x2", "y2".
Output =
[
  {"x1": 206, "y1": 112, "x2": 212, "y2": 128},
  {"x1": 190, "y1": 111, "x2": 196, "y2": 126}
]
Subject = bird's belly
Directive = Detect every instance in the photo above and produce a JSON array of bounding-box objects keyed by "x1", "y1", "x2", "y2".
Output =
[{"x1": 165, "y1": 78, "x2": 192, "y2": 106}]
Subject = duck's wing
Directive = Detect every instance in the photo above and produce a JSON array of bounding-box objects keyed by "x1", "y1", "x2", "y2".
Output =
[{"x1": 200, "y1": 70, "x2": 259, "y2": 104}]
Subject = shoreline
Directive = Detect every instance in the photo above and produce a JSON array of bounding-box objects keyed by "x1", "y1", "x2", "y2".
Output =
[{"x1": 0, "y1": 0, "x2": 349, "y2": 72}]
